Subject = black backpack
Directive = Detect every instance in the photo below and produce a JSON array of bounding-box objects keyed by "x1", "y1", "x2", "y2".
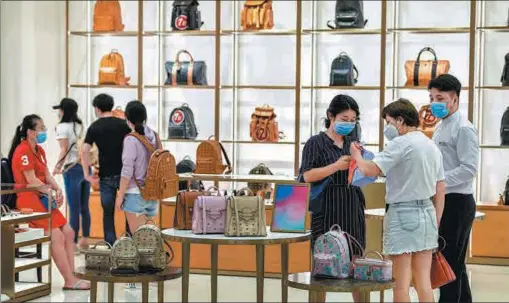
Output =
[
  {"x1": 501, "y1": 107, "x2": 509, "y2": 146},
  {"x1": 330, "y1": 52, "x2": 358, "y2": 86},
  {"x1": 168, "y1": 104, "x2": 198, "y2": 139},
  {"x1": 501, "y1": 52, "x2": 509, "y2": 87},
  {"x1": 327, "y1": 0, "x2": 368, "y2": 29},
  {"x1": 247, "y1": 163, "x2": 273, "y2": 194},
  {"x1": 1, "y1": 158, "x2": 17, "y2": 210},
  {"x1": 171, "y1": 0, "x2": 203, "y2": 31},
  {"x1": 176, "y1": 156, "x2": 204, "y2": 191}
]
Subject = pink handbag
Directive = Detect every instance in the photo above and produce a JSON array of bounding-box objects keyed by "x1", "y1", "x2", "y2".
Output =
[
  {"x1": 352, "y1": 251, "x2": 393, "y2": 282},
  {"x1": 192, "y1": 195, "x2": 227, "y2": 234}
]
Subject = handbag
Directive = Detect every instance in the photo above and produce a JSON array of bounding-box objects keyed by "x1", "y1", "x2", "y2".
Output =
[
  {"x1": 347, "y1": 148, "x2": 376, "y2": 187},
  {"x1": 174, "y1": 187, "x2": 213, "y2": 230},
  {"x1": 431, "y1": 237, "x2": 456, "y2": 289},
  {"x1": 352, "y1": 251, "x2": 393, "y2": 282},
  {"x1": 84, "y1": 241, "x2": 112, "y2": 270},
  {"x1": 405, "y1": 47, "x2": 450, "y2": 87},
  {"x1": 191, "y1": 191, "x2": 227, "y2": 234},
  {"x1": 165, "y1": 50, "x2": 207, "y2": 86},
  {"x1": 225, "y1": 188, "x2": 267, "y2": 237}
]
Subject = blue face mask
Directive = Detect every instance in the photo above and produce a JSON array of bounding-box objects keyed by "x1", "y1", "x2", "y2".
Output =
[
  {"x1": 430, "y1": 102, "x2": 449, "y2": 119},
  {"x1": 36, "y1": 131, "x2": 47, "y2": 144},
  {"x1": 334, "y1": 121, "x2": 356, "y2": 136}
]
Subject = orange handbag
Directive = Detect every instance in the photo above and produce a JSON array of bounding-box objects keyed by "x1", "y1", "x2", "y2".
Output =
[
  {"x1": 405, "y1": 47, "x2": 450, "y2": 87},
  {"x1": 431, "y1": 238, "x2": 456, "y2": 289}
]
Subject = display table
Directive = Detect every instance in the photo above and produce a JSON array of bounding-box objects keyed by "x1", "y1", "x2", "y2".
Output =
[
  {"x1": 470, "y1": 203, "x2": 509, "y2": 264},
  {"x1": 287, "y1": 272, "x2": 395, "y2": 303},
  {"x1": 364, "y1": 208, "x2": 486, "y2": 221},
  {"x1": 162, "y1": 227, "x2": 311, "y2": 303},
  {"x1": 74, "y1": 266, "x2": 182, "y2": 303}
]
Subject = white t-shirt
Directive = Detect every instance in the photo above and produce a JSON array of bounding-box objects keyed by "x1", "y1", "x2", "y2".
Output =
[
  {"x1": 55, "y1": 122, "x2": 83, "y2": 166},
  {"x1": 373, "y1": 131, "x2": 445, "y2": 204}
]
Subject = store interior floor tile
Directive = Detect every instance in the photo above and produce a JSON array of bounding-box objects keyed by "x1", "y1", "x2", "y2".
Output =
[{"x1": 21, "y1": 255, "x2": 509, "y2": 302}]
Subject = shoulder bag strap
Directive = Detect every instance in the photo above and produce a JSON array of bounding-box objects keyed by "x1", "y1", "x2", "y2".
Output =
[
  {"x1": 163, "y1": 239, "x2": 175, "y2": 264},
  {"x1": 217, "y1": 142, "x2": 232, "y2": 174},
  {"x1": 126, "y1": 132, "x2": 156, "y2": 154}
]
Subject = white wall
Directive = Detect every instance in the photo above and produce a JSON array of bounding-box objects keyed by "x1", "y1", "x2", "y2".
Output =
[{"x1": 1, "y1": 0, "x2": 66, "y2": 169}]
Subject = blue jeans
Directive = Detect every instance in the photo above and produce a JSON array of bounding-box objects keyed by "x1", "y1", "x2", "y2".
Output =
[
  {"x1": 62, "y1": 164, "x2": 91, "y2": 243},
  {"x1": 99, "y1": 175, "x2": 132, "y2": 245}
]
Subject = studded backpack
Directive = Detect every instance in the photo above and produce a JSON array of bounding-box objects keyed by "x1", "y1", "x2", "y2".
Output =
[
  {"x1": 110, "y1": 233, "x2": 140, "y2": 274},
  {"x1": 132, "y1": 221, "x2": 174, "y2": 272}
]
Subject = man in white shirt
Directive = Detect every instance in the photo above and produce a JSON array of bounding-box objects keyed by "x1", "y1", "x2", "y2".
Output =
[{"x1": 428, "y1": 74, "x2": 479, "y2": 303}]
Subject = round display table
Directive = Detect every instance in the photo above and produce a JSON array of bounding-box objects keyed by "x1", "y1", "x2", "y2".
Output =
[
  {"x1": 74, "y1": 266, "x2": 182, "y2": 303},
  {"x1": 365, "y1": 208, "x2": 486, "y2": 221},
  {"x1": 288, "y1": 272, "x2": 395, "y2": 303},
  {"x1": 162, "y1": 227, "x2": 311, "y2": 303}
]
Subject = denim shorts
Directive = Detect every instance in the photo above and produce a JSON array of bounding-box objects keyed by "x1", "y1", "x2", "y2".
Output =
[
  {"x1": 383, "y1": 199, "x2": 438, "y2": 255},
  {"x1": 122, "y1": 193, "x2": 158, "y2": 217}
]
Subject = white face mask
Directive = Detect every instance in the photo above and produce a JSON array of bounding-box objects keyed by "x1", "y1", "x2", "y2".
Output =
[{"x1": 383, "y1": 124, "x2": 399, "y2": 141}]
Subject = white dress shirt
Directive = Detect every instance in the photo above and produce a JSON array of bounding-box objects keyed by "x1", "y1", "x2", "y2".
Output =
[
  {"x1": 432, "y1": 110, "x2": 479, "y2": 195},
  {"x1": 373, "y1": 131, "x2": 445, "y2": 204}
]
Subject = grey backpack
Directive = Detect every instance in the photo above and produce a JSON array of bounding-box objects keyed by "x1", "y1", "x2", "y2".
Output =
[
  {"x1": 110, "y1": 233, "x2": 140, "y2": 274},
  {"x1": 168, "y1": 104, "x2": 198, "y2": 139}
]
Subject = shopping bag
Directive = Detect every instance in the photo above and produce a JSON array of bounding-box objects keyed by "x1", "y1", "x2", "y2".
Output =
[{"x1": 348, "y1": 149, "x2": 376, "y2": 187}]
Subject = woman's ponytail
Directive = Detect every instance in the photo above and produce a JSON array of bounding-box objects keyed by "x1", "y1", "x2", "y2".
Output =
[
  {"x1": 8, "y1": 115, "x2": 41, "y2": 161},
  {"x1": 134, "y1": 122, "x2": 145, "y2": 135},
  {"x1": 125, "y1": 100, "x2": 147, "y2": 136}
]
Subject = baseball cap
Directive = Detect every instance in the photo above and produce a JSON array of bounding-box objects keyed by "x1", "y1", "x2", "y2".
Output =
[{"x1": 53, "y1": 98, "x2": 78, "y2": 112}]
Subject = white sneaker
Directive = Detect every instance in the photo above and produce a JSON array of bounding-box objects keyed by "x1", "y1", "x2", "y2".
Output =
[{"x1": 124, "y1": 283, "x2": 137, "y2": 289}]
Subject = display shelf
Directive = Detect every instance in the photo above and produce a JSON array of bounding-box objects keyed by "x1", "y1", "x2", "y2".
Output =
[
  {"x1": 69, "y1": 31, "x2": 139, "y2": 37},
  {"x1": 476, "y1": 26, "x2": 509, "y2": 32},
  {"x1": 387, "y1": 27, "x2": 470, "y2": 34},
  {"x1": 302, "y1": 28, "x2": 381, "y2": 35},
  {"x1": 222, "y1": 140, "x2": 296, "y2": 145},
  {"x1": 221, "y1": 85, "x2": 297, "y2": 90},
  {"x1": 162, "y1": 139, "x2": 205, "y2": 143},
  {"x1": 14, "y1": 258, "x2": 51, "y2": 273},
  {"x1": 178, "y1": 173, "x2": 297, "y2": 184},
  {"x1": 222, "y1": 29, "x2": 297, "y2": 36},
  {"x1": 476, "y1": 86, "x2": 509, "y2": 90},
  {"x1": 387, "y1": 86, "x2": 471, "y2": 90},
  {"x1": 143, "y1": 30, "x2": 217, "y2": 37},
  {"x1": 145, "y1": 85, "x2": 216, "y2": 90},
  {"x1": 302, "y1": 86, "x2": 381, "y2": 90},
  {"x1": 479, "y1": 145, "x2": 509, "y2": 149},
  {"x1": 69, "y1": 84, "x2": 139, "y2": 89}
]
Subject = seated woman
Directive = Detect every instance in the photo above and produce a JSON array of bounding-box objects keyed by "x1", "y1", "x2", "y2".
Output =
[
  {"x1": 115, "y1": 100, "x2": 161, "y2": 233},
  {"x1": 350, "y1": 98, "x2": 445, "y2": 303},
  {"x1": 8, "y1": 114, "x2": 90, "y2": 290}
]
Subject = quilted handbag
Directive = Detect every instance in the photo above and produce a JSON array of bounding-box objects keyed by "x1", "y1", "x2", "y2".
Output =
[
  {"x1": 192, "y1": 192, "x2": 227, "y2": 234},
  {"x1": 225, "y1": 189, "x2": 267, "y2": 237},
  {"x1": 84, "y1": 241, "x2": 112, "y2": 270},
  {"x1": 352, "y1": 251, "x2": 393, "y2": 282},
  {"x1": 164, "y1": 50, "x2": 207, "y2": 86},
  {"x1": 431, "y1": 238, "x2": 456, "y2": 289},
  {"x1": 404, "y1": 47, "x2": 450, "y2": 87},
  {"x1": 132, "y1": 221, "x2": 174, "y2": 272},
  {"x1": 312, "y1": 224, "x2": 361, "y2": 278},
  {"x1": 110, "y1": 233, "x2": 140, "y2": 274}
]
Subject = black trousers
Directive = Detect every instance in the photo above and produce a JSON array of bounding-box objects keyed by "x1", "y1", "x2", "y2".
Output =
[{"x1": 438, "y1": 193, "x2": 476, "y2": 303}]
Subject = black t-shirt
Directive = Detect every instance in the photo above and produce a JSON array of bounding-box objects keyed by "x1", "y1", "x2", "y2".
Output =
[{"x1": 84, "y1": 117, "x2": 131, "y2": 178}]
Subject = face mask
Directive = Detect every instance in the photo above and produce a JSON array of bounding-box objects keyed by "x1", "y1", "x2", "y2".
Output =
[
  {"x1": 430, "y1": 102, "x2": 449, "y2": 119},
  {"x1": 383, "y1": 124, "x2": 399, "y2": 141},
  {"x1": 334, "y1": 121, "x2": 356, "y2": 136},
  {"x1": 36, "y1": 131, "x2": 47, "y2": 144}
]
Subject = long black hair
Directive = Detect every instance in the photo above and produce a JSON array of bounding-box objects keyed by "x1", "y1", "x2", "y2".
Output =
[
  {"x1": 324, "y1": 94, "x2": 361, "y2": 128},
  {"x1": 125, "y1": 100, "x2": 147, "y2": 135},
  {"x1": 58, "y1": 98, "x2": 82, "y2": 136},
  {"x1": 8, "y1": 115, "x2": 41, "y2": 161}
]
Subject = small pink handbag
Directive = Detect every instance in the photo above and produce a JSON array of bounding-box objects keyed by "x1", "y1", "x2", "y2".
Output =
[{"x1": 192, "y1": 195, "x2": 227, "y2": 234}]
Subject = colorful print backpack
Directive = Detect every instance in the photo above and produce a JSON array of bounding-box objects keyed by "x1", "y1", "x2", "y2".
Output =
[{"x1": 312, "y1": 224, "x2": 360, "y2": 279}]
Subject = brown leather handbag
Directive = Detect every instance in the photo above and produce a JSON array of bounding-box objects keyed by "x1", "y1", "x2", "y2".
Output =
[
  {"x1": 173, "y1": 189, "x2": 212, "y2": 230},
  {"x1": 405, "y1": 47, "x2": 450, "y2": 87},
  {"x1": 419, "y1": 105, "x2": 440, "y2": 139},
  {"x1": 250, "y1": 105, "x2": 284, "y2": 142},
  {"x1": 431, "y1": 238, "x2": 456, "y2": 289}
]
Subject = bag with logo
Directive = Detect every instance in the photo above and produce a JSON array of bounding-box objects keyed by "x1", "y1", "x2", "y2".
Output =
[
  {"x1": 405, "y1": 47, "x2": 450, "y2": 87},
  {"x1": 240, "y1": 0, "x2": 274, "y2": 30},
  {"x1": 501, "y1": 53, "x2": 509, "y2": 86},
  {"x1": 312, "y1": 224, "x2": 361, "y2": 278},
  {"x1": 125, "y1": 132, "x2": 178, "y2": 200},
  {"x1": 171, "y1": 0, "x2": 203, "y2": 31},
  {"x1": 84, "y1": 241, "x2": 112, "y2": 270},
  {"x1": 192, "y1": 193, "x2": 227, "y2": 234},
  {"x1": 110, "y1": 233, "x2": 140, "y2": 274},
  {"x1": 174, "y1": 188, "x2": 211, "y2": 230},
  {"x1": 353, "y1": 251, "x2": 393, "y2": 282},
  {"x1": 330, "y1": 52, "x2": 358, "y2": 86},
  {"x1": 419, "y1": 104, "x2": 440, "y2": 139},
  {"x1": 250, "y1": 105, "x2": 284, "y2": 142},
  {"x1": 98, "y1": 50, "x2": 130, "y2": 85},
  {"x1": 195, "y1": 137, "x2": 232, "y2": 174},
  {"x1": 168, "y1": 104, "x2": 198, "y2": 140},
  {"x1": 93, "y1": 0, "x2": 124, "y2": 32},
  {"x1": 1, "y1": 158, "x2": 17, "y2": 210},
  {"x1": 225, "y1": 189, "x2": 267, "y2": 237},
  {"x1": 132, "y1": 221, "x2": 174, "y2": 272},
  {"x1": 247, "y1": 163, "x2": 273, "y2": 195},
  {"x1": 327, "y1": 0, "x2": 367, "y2": 29},
  {"x1": 165, "y1": 50, "x2": 208, "y2": 86},
  {"x1": 176, "y1": 156, "x2": 204, "y2": 191}
]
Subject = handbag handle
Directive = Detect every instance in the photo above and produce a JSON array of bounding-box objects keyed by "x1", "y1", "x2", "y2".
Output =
[
  {"x1": 206, "y1": 186, "x2": 221, "y2": 195},
  {"x1": 175, "y1": 50, "x2": 195, "y2": 64},
  {"x1": 362, "y1": 251, "x2": 384, "y2": 260},
  {"x1": 117, "y1": 232, "x2": 131, "y2": 238},
  {"x1": 236, "y1": 187, "x2": 254, "y2": 196},
  {"x1": 436, "y1": 236, "x2": 447, "y2": 254},
  {"x1": 91, "y1": 240, "x2": 112, "y2": 250},
  {"x1": 145, "y1": 219, "x2": 156, "y2": 225},
  {"x1": 416, "y1": 47, "x2": 438, "y2": 63}
]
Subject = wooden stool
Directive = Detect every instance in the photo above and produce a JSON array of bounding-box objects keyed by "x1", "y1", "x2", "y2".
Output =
[{"x1": 288, "y1": 272, "x2": 395, "y2": 303}]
